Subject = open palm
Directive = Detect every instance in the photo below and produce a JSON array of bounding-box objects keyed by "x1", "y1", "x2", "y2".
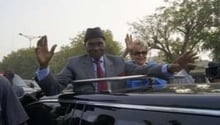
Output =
[{"x1": 35, "y1": 36, "x2": 57, "y2": 69}]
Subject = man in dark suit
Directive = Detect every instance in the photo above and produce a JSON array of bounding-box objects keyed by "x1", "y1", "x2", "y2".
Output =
[
  {"x1": 0, "y1": 75, "x2": 29, "y2": 125},
  {"x1": 35, "y1": 27, "x2": 197, "y2": 96}
]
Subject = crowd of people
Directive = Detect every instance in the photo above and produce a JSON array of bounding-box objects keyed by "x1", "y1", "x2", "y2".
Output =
[{"x1": 1, "y1": 26, "x2": 198, "y2": 125}]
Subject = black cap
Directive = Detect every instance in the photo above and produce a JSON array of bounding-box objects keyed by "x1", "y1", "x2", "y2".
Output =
[{"x1": 84, "y1": 27, "x2": 105, "y2": 42}]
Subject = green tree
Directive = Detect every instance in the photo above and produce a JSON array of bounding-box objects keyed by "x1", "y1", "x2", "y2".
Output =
[
  {"x1": 130, "y1": 0, "x2": 220, "y2": 62},
  {"x1": 0, "y1": 48, "x2": 37, "y2": 79},
  {"x1": 202, "y1": 0, "x2": 220, "y2": 61},
  {"x1": 50, "y1": 29, "x2": 122, "y2": 73}
]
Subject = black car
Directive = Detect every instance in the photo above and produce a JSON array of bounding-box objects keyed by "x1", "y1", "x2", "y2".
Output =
[{"x1": 23, "y1": 75, "x2": 220, "y2": 125}]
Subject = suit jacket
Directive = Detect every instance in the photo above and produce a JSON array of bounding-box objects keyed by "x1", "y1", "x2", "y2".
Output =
[
  {"x1": 38, "y1": 54, "x2": 170, "y2": 95},
  {"x1": 0, "y1": 76, "x2": 29, "y2": 125}
]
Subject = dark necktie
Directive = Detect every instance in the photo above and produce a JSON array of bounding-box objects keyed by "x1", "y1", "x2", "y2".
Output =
[{"x1": 94, "y1": 60, "x2": 107, "y2": 91}]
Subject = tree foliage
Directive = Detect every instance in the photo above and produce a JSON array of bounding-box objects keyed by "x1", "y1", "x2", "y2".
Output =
[
  {"x1": 0, "y1": 48, "x2": 37, "y2": 79},
  {"x1": 130, "y1": 0, "x2": 220, "y2": 62},
  {"x1": 201, "y1": 0, "x2": 220, "y2": 61}
]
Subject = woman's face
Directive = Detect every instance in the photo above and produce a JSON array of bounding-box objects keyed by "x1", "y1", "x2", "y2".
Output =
[{"x1": 131, "y1": 45, "x2": 147, "y2": 66}]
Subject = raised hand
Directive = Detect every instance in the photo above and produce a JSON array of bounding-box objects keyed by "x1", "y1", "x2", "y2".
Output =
[
  {"x1": 175, "y1": 51, "x2": 198, "y2": 69},
  {"x1": 124, "y1": 34, "x2": 134, "y2": 52},
  {"x1": 35, "y1": 36, "x2": 57, "y2": 69},
  {"x1": 168, "y1": 51, "x2": 198, "y2": 73}
]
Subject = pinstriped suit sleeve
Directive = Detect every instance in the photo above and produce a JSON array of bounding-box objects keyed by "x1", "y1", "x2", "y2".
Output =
[{"x1": 124, "y1": 62, "x2": 173, "y2": 80}]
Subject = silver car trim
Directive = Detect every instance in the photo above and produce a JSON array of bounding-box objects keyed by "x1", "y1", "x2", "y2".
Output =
[
  {"x1": 72, "y1": 75, "x2": 185, "y2": 83},
  {"x1": 37, "y1": 98, "x2": 220, "y2": 116},
  {"x1": 72, "y1": 75, "x2": 147, "y2": 83},
  {"x1": 58, "y1": 99, "x2": 220, "y2": 117},
  {"x1": 38, "y1": 99, "x2": 59, "y2": 103}
]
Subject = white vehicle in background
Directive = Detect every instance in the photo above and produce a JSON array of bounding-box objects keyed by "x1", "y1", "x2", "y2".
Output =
[
  {"x1": 23, "y1": 79, "x2": 41, "y2": 92},
  {"x1": 12, "y1": 74, "x2": 41, "y2": 94}
]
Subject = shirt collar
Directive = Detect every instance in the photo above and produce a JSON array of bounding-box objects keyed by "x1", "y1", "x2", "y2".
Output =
[{"x1": 91, "y1": 56, "x2": 104, "y2": 62}]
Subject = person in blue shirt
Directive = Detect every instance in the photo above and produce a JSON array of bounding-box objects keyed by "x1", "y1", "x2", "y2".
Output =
[{"x1": 121, "y1": 34, "x2": 169, "y2": 89}]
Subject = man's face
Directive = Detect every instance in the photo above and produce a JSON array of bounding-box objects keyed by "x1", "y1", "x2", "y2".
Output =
[{"x1": 85, "y1": 38, "x2": 105, "y2": 59}]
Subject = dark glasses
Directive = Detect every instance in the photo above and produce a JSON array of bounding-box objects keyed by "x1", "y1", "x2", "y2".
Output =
[{"x1": 133, "y1": 51, "x2": 147, "y2": 55}]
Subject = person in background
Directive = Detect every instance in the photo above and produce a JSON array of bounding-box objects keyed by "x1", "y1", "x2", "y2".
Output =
[
  {"x1": 121, "y1": 34, "x2": 168, "y2": 89},
  {"x1": 0, "y1": 75, "x2": 29, "y2": 125},
  {"x1": 169, "y1": 64, "x2": 196, "y2": 84},
  {"x1": 3, "y1": 70, "x2": 25, "y2": 97},
  {"x1": 35, "y1": 27, "x2": 197, "y2": 96}
]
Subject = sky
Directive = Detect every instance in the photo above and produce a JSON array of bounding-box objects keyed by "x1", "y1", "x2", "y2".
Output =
[{"x1": 0, "y1": 0, "x2": 210, "y2": 61}]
